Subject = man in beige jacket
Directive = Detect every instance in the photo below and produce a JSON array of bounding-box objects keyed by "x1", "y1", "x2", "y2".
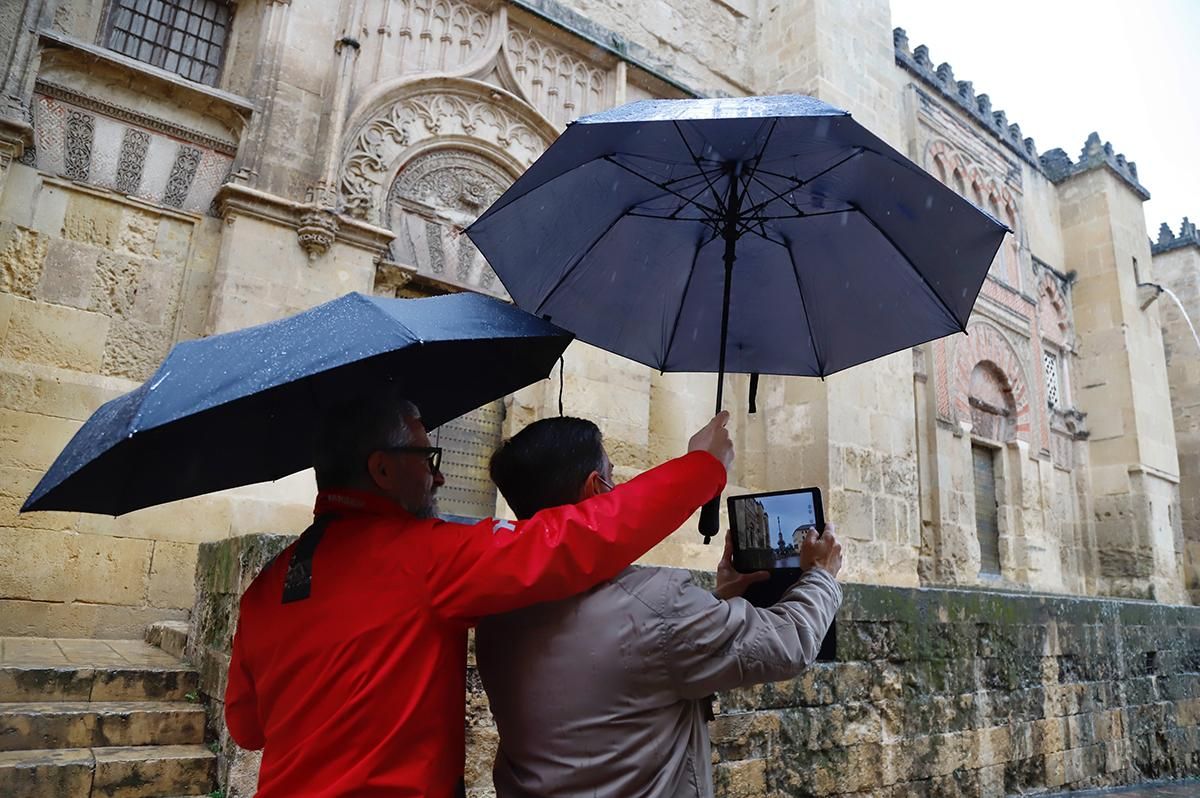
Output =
[{"x1": 476, "y1": 417, "x2": 843, "y2": 798}]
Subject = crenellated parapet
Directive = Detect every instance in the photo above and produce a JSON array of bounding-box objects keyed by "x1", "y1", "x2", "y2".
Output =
[
  {"x1": 893, "y1": 28, "x2": 1040, "y2": 167},
  {"x1": 1153, "y1": 217, "x2": 1200, "y2": 255},
  {"x1": 894, "y1": 28, "x2": 1152, "y2": 202},
  {"x1": 1039, "y1": 132, "x2": 1150, "y2": 200}
]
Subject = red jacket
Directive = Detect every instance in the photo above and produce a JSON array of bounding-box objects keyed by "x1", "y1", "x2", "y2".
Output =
[{"x1": 225, "y1": 451, "x2": 725, "y2": 797}]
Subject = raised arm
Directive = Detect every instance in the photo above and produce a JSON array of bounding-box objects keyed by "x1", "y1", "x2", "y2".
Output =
[
  {"x1": 663, "y1": 567, "x2": 842, "y2": 699},
  {"x1": 425, "y1": 450, "x2": 725, "y2": 620}
]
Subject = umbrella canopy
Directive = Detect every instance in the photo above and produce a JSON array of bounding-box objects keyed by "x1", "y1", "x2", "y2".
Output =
[
  {"x1": 466, "y1": 94, "x2": 1008, "y2": 540},
  {"x1": 22, "y1": 292, "x2": 572, "y2": 516},
  {"x1": 466, "y1": 95, "x2": 1008, "y2": 379}
]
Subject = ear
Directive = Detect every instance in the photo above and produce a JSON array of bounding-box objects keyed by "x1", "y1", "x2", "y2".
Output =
[
  {"x1": 366, "y1": 451, "x2": 390, "y2": 490},
  {"x1": 578, "y1": 470, "x2": 604, "y2": 502}
]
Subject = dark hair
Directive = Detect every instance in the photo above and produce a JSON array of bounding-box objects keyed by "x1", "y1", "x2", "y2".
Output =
[
  {"x1": 312, "y1": 387, "x2": 420, "y2": 490},
  {"x1": 489, "y1": 417, "x2": 606, "y2": 519}
]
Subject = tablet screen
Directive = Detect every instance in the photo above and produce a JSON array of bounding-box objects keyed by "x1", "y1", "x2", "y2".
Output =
[{"x1": 730, "y1": 488, "x2": 822, "y2": 571}]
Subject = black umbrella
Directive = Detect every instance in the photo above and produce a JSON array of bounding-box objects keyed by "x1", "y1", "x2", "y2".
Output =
[
  {"x1": 467, "y1": 94, "x2": 1008, "y2": 542},
  {"x1": 22, "y1": 292, "x2": 572, "y2": 516}
]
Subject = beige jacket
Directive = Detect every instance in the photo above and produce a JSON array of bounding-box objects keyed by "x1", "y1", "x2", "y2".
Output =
[{"x1": 475, "y1": 565, "x2": 842, "y2": 798}]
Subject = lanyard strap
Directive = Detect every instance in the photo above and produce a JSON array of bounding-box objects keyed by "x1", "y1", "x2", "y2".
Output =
[{"x1": 281, "y1": 515, "x2": 334, "y2": 604}]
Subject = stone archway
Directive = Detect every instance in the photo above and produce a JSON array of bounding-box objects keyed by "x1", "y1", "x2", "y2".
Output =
[
  {"x1": 337, "y1": 77, "x2": 556, "y2": 296},
  {"x1": 952, "y1": 323, "x2": 1033, "y2": 443},
  {"x1": 386, "y1": 146, "x2": 515, "y2": 296}
]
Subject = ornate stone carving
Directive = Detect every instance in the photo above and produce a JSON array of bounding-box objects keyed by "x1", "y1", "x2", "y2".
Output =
[
  {"x1": 504, "y1": 25, "x2": 610, "y2": 127},
  {"x1": 163, "y1": 146, "x2": 202, "y2": 208},
  {"x1": 63, "y1": 109, "x2": 93, "y2": 181},
  {"x1": 115, "y1": 128, "x2": 150, "y2": 195},
  {"x1": 387, "y1": 148, "x2": 508, "y2": 294},
  {"x1": 339, "y1": 82, "x2": 551, "y2": 221},
  {"x1": 358, "y1": 0, "x2": 496, "y2": 83},
  {"x1": 297, "y1": 207, "x2": 340, "y2": 260}
]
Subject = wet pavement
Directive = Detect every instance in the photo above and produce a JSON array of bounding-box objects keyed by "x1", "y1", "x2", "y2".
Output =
[{"x1": 1045, "y1": 781, "x2": 1199, "y2": 797}]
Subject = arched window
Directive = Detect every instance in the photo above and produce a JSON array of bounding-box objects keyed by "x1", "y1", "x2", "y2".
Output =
[
  {"x1": 103, "y1": 0, "x2": 231, "y2": 87},
  {"x1": 988, "y1": 196, "x2": 1007, "y2": 281}
]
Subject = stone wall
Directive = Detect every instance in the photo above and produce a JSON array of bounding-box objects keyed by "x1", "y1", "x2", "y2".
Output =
[
  {"x1": 1152, "y1": 229, "x2": 1200, "y2": 604},
  {"x1": 191, "y1": 533, "x2": 1200, "y2": 798}
]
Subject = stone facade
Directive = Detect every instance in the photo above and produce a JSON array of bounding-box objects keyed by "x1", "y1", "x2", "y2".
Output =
[
  {"x1": 1152, "y1": 221, "x2": 1200, "y2": 605},
  {"x1": 191, "y1": 533, "x2": 1200, "y2": 797},
  {"x1": 0, "y1": 0, "x2": 1195, "y2": 638}
]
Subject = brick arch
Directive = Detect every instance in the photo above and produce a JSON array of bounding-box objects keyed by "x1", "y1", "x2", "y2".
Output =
[{"x1": 953, "y1": 323, "x2": 1033, "y2": 441}]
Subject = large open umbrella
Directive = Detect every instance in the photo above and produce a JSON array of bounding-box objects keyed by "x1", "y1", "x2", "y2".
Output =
[
  {"x1": 22, "y1": 292, "x2": 572, "y2": 516},
  {"x1": 467, "y1": 94, "x2": 1008, "y2": 541}
]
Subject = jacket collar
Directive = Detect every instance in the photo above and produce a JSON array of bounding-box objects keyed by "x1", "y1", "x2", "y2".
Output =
[{"x1": 314, "y1": 488, "x2": 414, "y2": 520}]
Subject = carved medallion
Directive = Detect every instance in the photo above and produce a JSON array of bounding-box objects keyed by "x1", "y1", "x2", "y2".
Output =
[{"x1": 387, "y1": 149, "x2": 510, "y2": 295}]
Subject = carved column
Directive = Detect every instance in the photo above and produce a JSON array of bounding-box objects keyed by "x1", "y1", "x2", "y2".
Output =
[
  {"x1": 230, "y1": 0, "x2": 293, "y2": 185},
  {"x1": 0, "y1": 0, "x2": 48, "y2": 194},
  {"x1": 298, "y1": 0, "x2": 366, "y2": 260}
]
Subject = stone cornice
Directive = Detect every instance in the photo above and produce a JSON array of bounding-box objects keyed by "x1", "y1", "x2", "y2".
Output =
[
  {"x1": 215, "y1": 183, "x2": 394, "y2": 255},
  {"x1": 34, "y1": 79, "x2": 240, "y2": 156}
]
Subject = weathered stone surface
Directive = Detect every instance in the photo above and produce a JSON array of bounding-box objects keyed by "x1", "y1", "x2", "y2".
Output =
[
  {"x1": 92, "y1": 743, "x2": 216, "y2": 798},
  {"x1": 0, "y1": 746, "x2": 94, "y2": 798},
  {"x1": 0, "y1": 700, "x2": 205, "y2": 751}
]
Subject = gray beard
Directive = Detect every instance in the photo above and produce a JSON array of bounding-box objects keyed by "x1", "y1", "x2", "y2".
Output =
[{"x1": 411, "y1": 497, "x2": 440, "y2": 520}]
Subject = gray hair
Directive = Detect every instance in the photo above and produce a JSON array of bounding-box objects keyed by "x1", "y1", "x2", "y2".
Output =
[{"x1": 312, "y1": 388, "x2": 422, "y2": 490}]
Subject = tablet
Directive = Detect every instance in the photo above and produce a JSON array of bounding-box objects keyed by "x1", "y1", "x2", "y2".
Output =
[{"x1": 728, "y1": 487, "x2": 824, "y2": 573}]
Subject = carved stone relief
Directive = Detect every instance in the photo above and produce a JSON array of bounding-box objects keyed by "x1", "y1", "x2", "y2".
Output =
[
  {"x1": 387, "y1": 148, "x2": 510, "y2": 296},
  {"x1": 63, "y1": 109, "x2": 94, "y2": 181},
  {"x1": 504, "y1": 24, "x2": 611, "y2": 127},
  {"x1": 339, "y1": 82, "x2": 551, "y2": 221},
  {"x1": 355, "y1": 0, "x2": 499, "y2": 86}
]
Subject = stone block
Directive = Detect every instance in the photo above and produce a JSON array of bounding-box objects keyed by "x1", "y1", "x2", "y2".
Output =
[
  {"x1": 0, "y1": 599, "x2": 187, "y2": 639},
  {"x1": 147, "y1": 540, "x2": 199, "y2": 609},
  {"x1": 61, "y1": 192, "x2": 122, "y2": 249},
  {"x1": 72, "y1": 533, "x2": 154, "y2": 606},
  {"x1": 0, "y1": 746, "x2": 95, "y2": 797},
  {"x1": 76, "y1": 494, "x2": 235, "y2": 544},
  {"x1": 712, "y1": 757, "x2": 766, "y2": 797},
  {"x1": 0, "y1": 666, "x2": 94, "y2": 702},
  {"x1": 92, "y1": 743, "x2": 215, "y2": 798},
  {"x1": 0, "y1": 224, "x2": 47, "y2": 298},
  {"x1": 0, "y1": 297, "x2": 110, "y2": 370},
  {"x1": 37, "y1": 238, "x2": 101, "y2": 309},
  {"x1": 0, "y1": 527, "x2": 80, "y2": 601}
]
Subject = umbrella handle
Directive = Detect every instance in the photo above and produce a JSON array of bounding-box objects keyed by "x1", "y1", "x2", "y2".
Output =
[{"x1": 699, "y1": 495, "x2": 720, "y2": 544}]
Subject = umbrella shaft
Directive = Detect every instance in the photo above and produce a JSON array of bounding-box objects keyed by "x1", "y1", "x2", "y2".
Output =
[{"x1": 714, "y1": 165, "x2": 743, "y2": 414}]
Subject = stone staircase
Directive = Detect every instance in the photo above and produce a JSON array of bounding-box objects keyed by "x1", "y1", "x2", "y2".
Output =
[{"x1": 0, "y1": 625, "x2": 216, "y2": 797}]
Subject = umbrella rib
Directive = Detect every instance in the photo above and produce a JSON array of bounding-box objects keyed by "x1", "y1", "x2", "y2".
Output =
[
  {"x1": 672, "y1": 121, "x2": 728, "y2": 219},
  {"x1": 853, "y1": 204, "x2": 965, "y2": 330},
  {"x1": 784, "y1": 241, "x2": 827, "y2": 377},
  {"x1": 532, "y1": 211, "x2": 629, "y2": 317},
  {"x1": 661, "y1": 233, "x2": 715, "y2": 369},
  {"x1": 602, "y1": 155, "x2": 723, "y2": 219}
]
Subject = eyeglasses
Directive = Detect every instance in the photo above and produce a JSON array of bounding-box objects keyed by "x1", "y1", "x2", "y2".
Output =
[
  {"x1": 596, "y1": 474, "x2": 615, "y2": 492},
  {"x1": 383, "y1": 445, "x2": 442, "y2": 473}
]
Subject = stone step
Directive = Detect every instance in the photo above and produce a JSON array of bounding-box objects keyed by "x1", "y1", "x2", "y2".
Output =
[
  {"x1": 0, "y1": 665, "x2": 199, "y2": 703},
  {"x1": 144, "y1": 622, "x2": 190, "y2": 661},
  {"x1": 0, "y1": 700, "x2": 206, "y2": 751},
  {"x1": 0, "y1": 744, "x2": 215, "y2": 798}
]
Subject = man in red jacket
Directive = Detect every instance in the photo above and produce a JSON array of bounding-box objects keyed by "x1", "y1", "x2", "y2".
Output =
[{"x1": 225, "y1": 389, "x2": 732, "y2": 797}]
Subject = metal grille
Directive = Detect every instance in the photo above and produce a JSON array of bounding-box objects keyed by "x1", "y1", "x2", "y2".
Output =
[
  {"x1": 1043, "y1": 350, "x2": 1060, "y2": 408},
  {"x1": 432, "y1": 400, "x2": 504, "y2": 522},
  {"x1": 105, "y1": 0, "x2": 231, "y2": 87},
  {"x1": 972, "y1": 444, "x2": 1001, "y2": 576}
]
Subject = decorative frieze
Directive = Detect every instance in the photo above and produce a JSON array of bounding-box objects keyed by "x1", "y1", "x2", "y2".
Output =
[
  {"x1": 356, "y1": 0, "x2": 499, "y2": 84},
  {"x1": 115, "y1": 128, "x2": 150, "y2": 195},
  {"x1": 162, "y1": 146, "x2": 203, "y2": 208},
  {"x1": 504, "y1": 24, "x2": 611, "y2": 127},
  {"x1": 339, "y1": 80, "x2": 553, "y2": 221},
  {"x1": 63, "y1": 109, "x2": 94, "y2": 181}
]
